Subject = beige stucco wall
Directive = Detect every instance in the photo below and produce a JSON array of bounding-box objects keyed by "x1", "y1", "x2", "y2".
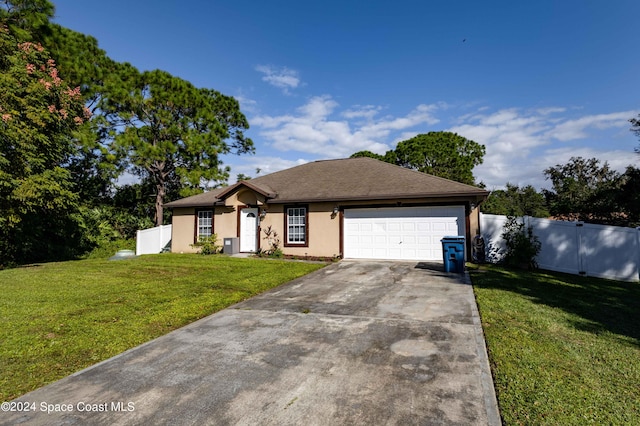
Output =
[
  {"x1": 214, "y1": 206, "x2": 238, "y2": 240},
  {"x1": 258, "y1": 202, "x2": 341, "y2": 258},
  {"x1": 171, "y1": 205, "x2": 241, "y2": 254},
  {"x1": 224, "y1": 189, "x2": 268, "y2": 208},
  {"x1": 171, "y1": 207, "x2": 198, "y2": 253}
]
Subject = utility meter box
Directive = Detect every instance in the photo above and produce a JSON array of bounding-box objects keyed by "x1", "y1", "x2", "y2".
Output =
[{"x1": 223, "y1": 237, "x2": 239, "y2": 255}]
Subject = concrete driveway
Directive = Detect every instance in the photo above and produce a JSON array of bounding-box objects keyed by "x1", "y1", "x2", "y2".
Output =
[{"x1": 3, "y1": 261, "x2": 500, "y2": 426}]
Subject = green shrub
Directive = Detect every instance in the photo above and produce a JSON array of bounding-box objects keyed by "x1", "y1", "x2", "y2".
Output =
[
  {"x1": 76, "y1": 206, "x2": 154, "y2": 255},
  {"x1": 83, "y1": 239, "x2": 136, "y2": 259},
  {"x1": 191, "y1": 235, "x2": 220, "y2": 255},
  {"x1": 501, "y1": 216, "x2": 541, "y2": 269},
  {"x1": 257, "y1": 226, "x2": 283, "y2": 258},
  {"x1": 270, "y1": 248, "x2": 284, "y2": 258}
]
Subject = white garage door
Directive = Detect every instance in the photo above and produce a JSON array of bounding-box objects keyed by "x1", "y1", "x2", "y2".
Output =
[{"x1": 344, "y1": 206, "x2": 465, "y2": 261}]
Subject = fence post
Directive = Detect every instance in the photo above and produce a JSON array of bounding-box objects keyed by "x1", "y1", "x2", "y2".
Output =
[
  {"x1": 136, "y1": 229, "x2": 141, "y2": 256},
  {"x1": 576, "y1": 222, "x2": 586, "y2": 276}
]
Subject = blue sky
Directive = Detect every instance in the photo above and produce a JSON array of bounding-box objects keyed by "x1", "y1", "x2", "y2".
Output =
[{"x1": 54, "y1": 0, "x2": 639, "y2": 190}]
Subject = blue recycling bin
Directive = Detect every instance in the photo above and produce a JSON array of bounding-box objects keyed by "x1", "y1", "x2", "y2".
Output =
[{"x1": 441, "y1": 236, "x2": 466, "y2": 273}]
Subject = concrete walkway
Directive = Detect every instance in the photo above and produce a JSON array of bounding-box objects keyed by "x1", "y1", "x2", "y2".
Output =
[{"x1": 3, "y1": 261, "x2": 500, "y2": 425}]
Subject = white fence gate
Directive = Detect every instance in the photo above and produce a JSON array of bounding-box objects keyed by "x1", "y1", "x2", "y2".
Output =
[
  {"x1": 136, "y1": 225, "x2": 172, "y2": 256},
  {"x1": 480, "y1": 213, "x2": 640, "y2": 282}
]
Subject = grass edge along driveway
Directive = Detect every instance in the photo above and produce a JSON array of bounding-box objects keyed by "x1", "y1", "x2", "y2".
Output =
[
  {"x1": 0, "y1": 254, "x2": 326, "y2": 401},
  {"x1": 470, "y1": 264, "x2": 640, "y2": 425}
]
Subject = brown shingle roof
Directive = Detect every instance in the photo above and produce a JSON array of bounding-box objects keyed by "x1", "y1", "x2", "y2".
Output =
[
  {"x1": 163, "y1": 187, "x2": 226, "y2": 208},
  {"x1": 164, "y1": 157, "x2": 488, "y2": 208}
]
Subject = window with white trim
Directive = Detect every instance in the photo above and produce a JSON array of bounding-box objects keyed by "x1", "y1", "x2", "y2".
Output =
[
  {"x1": 286, "y1": 207, "x2": 307, "y2": 245},
  {"x1": 197, "y1": 210, "x2": 213, "y2": 240}
]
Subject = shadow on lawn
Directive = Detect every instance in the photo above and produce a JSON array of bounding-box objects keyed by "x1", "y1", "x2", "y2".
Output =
[{"x1": 470, "y1": 266, "x2": 640, "y2": 346}]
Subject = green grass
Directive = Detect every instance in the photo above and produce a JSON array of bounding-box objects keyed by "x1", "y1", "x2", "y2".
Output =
[
  {"x1": 470, "y1": 265, "x2": 640, "y2": 425},
  {"x1": 0, "y1": 254, "x2": 325, "y2": 401}
]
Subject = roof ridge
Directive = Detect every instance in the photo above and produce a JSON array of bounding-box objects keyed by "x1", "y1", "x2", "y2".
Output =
[
  {"x1": 165, "y1": 157, "x2": 487, "y2": 208},
  {"x1": 253, "y1": 157, "x2": 484, "y2": 189}
]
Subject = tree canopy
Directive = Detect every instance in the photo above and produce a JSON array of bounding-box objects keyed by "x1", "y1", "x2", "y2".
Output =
[
  {"x1": 351, "y1": 131, "x2": 485, "y2": 186},
  {"x1": 616, "y1": 166, "x2": 640, "y2": 226},
  {"x1": 481, "y1": 184, "x2": 549, "y2": 217},
  {"x1": 102, "y1": 69, "x2": 254, "y2": 225},
  {"x1": 631, "y1": 114, "x2": 640, "y2": 154},
  {"x1": 0, "y1": 0, "x2": 53, "y2": 40},
  {"x1": 0, "y1": 0, "x2": 255, "y2": 264},
  {"x1": 543, "y1": 157, "x2": 623, "y2": 224},
  {"x1": 0, "y1": 22, "x2": 89, "y2": 263},
  {"x1": 350, "y1": 150, "x2": 392, "y2": 162}
]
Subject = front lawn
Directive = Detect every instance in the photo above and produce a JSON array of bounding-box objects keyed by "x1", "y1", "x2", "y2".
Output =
[
  {"x1": 470, "y1": 265, "x2": 640, "y2": 425},
  {"x1": 0, "y1": 254, "x2": 325, "y2": 401}
]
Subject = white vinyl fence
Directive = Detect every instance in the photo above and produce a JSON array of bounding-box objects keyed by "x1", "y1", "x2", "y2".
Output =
[
  {"x1": 136, "y1": 225, "x2": 172, "y2": 256},
  {"x1": 480, "y1": 213, "x2": 640, "y2": 282}
]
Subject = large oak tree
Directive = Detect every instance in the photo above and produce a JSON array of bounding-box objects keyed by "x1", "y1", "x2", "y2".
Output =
[
  {"x1": 543, "y1": 157, "x2": 621, "y2": 224},
  {"x1": 481, "y1": 183, "x2": 549, "y2": 217},
  {"x1": 352, "y1": 131, "x2": 485, "y2": 186}
]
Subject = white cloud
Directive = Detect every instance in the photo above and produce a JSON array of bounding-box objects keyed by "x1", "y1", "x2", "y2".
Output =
[
  {"x1": 233, "y1": 94, "x2": 258, "y2": 114},
  {"x1": 363, "y1": 104, "x2": 440, "y2": 135},
  {"x1": 255, "y1": 65, "x2": 301, "y2": 94},
  {"x1": 242, "y1": 94, "x2": 637, "y2": 192},
  {"x1": 394, "y1": 131, "x2": 421, "y2": 144},
  {"x1": 548, "y1": 111, "x2": 635, "y2": 141},
  {"x1": 342, "y1": 105, "x2": 383, "y2": 120},
  {"x1": 541, "y1": 147, "x2": 634, "y2": 172},
  {"x1": 115, "y1": 171, "x2": 139, "y2": 187},
  {"x1": 251, "y1": 96, "x2": 442, "y2": 158},
  {"x1": 227, "y1": 156, "x2": 309, "y2": 182},
  {"x1": 298, "y1": 95, "x2": 338, "y2": 119},
  {"x1": 251, "y1": 113, "x2": 296, "y2": 129},
  {"x1": 450, "y1": 108, "x2": 550, "y2": 158},
  {"x1": 536, "y1": 106, "x2": 567, "y2": 115},
  {"x1": 449, "y1": 107, "x2": 639, "y2": 190}
]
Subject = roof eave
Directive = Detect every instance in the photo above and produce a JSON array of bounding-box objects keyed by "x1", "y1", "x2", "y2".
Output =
[
  {"x1": 216, "y1": 180, "x2": 276, "y2": 200},
  {"x1": 164, "y1": 199, "x2": 221, "y2": 208},
  {"x1": 267, "y1": 191, "x2": 489, "y2": 204}
]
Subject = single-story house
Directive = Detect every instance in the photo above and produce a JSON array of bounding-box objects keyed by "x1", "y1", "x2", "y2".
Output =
[{"x1": 164, "y1": 157, "x2": 489, "y2": 261}]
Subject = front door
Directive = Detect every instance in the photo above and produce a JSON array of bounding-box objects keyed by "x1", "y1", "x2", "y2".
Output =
[{"x1": 240, "y1": 208, "x2": 258, "y2": 252}]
